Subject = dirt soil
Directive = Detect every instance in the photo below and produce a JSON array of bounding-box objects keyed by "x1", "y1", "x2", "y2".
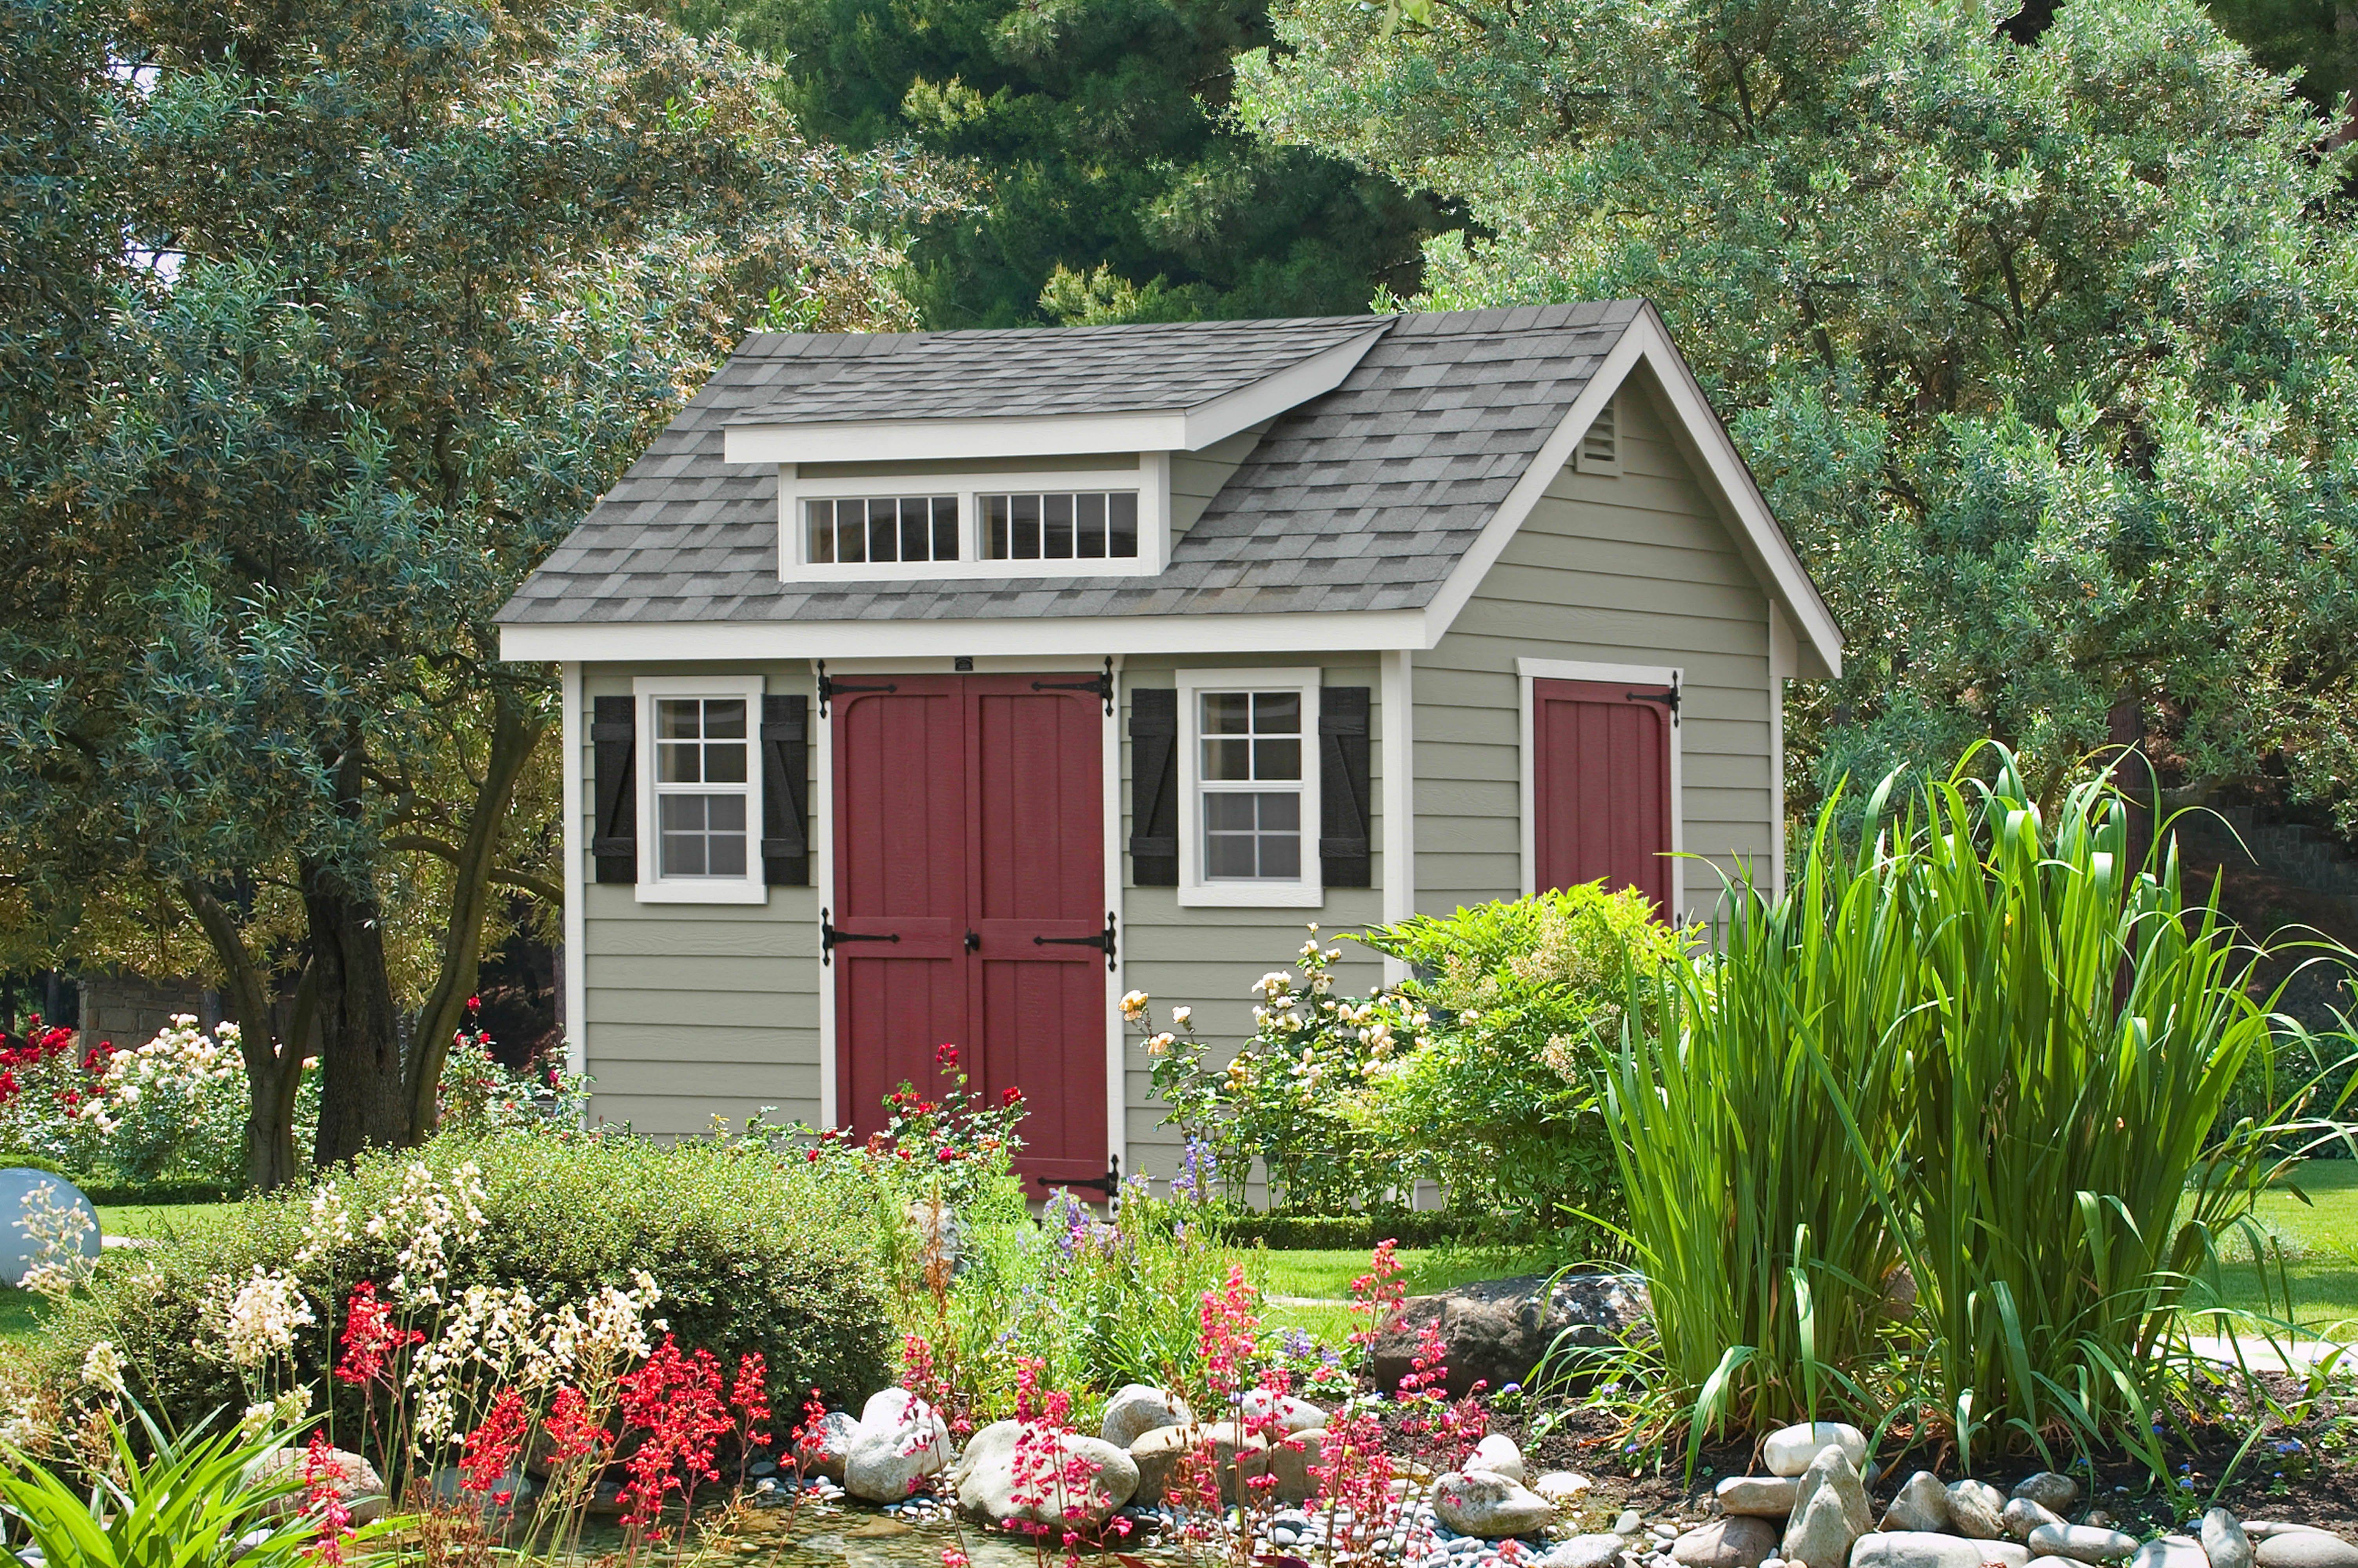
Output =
[{"x1": 1479, "y1": 1376, "x2": 2358, "y2": 1541}]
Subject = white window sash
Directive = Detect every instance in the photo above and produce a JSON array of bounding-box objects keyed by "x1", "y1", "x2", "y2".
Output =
[
  {"x1": 1174, "y1": 667, "x2": 1324, "y2": 909},
  {"x1": 633, "y1": 674, "x2": 767, "y2": 906}
]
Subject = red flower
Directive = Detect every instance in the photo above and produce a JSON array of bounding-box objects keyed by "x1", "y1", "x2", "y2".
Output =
[
  {"x1": 460, "y1": 1390, "x2": 531, "y2": 1495},
  {"x1": 302, "y1": 1432, "x2": 355, "y2": 1566},
  {"x1": 936, "y1": 1042, "x2": 959, "y2": 1069},
  {"x1": 615, "y1": 1335, "x2": 731, "y2": 1535},
  {"x1": 936, "y1": 1148, "x2": 959, "y2": 1163},
  {"x1": 1001, "y1": 1087, "x2": 1022, "y2": 1105},
  {"x1": 0, "y1": 1070, "x2": 18, "y2": 1108},
  {"x1": 543, "y1": 1386, "x2": 610, "y2": 1463},
  {"x1": 731, "y1": 1352, "x2": 773, "y2": 1446},
  {"x1": 334, "y1": 1280, "x2": 421, "y2": 1388},
  {"x1": 467, "y1": 995, "x2": 482, "y2": 1011}
]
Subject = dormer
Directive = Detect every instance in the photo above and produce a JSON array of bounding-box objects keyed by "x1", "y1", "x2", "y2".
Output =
[{"x1": 718, "y1": 319, "x2": 1387, "y2": 582}]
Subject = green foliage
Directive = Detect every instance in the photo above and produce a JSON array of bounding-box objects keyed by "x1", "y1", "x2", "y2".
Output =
[
  {"x1": 2202, "y1": 0, "x2": 2358, "y2": 123},
  {"x1": 665, "y1": 0, "x2": 1445, "y2": 326},
  {"x1": 1238, "y1": 0, "x2": 2358, "y2": 834},
  {"x1": 0, "y1": 1405, "x2": 358, "y2": 1568},
  {"x1": 1363, "y1": 887, "x2": 1682, "y2": 1233},
  {"x1": 35, "y1": 1134, "x2": 896, "y2": 1432}
]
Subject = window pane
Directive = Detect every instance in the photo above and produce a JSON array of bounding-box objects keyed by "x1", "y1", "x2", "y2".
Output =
[
  {"x1": 1259, "y1": 831, "x2": 1301, "y2": 879},
  {"x1": 709, "y1": 794, "x2": 747, "y2": 831},
  {"x1": 704, "y1": 743, "x2": 747, "y2": 784},
  {"x1": 660, "y1": 795, "x2": 707, "y2": 831},
  {"x1": 1076, "y1": 493, "x2": 1106, "y2": 558},
  {"x1": 807, "y1": 500, "x2": 836, "y2": 564},
  {"x1": 1201, "y1": 692, "x2": 1251, "y2": 734},
  {"x1": 1109, "y1": 492, "x2": 1138, "y2": 557},
  {"x1": 867, "y1": 498, "x2": 898, "y2": 563},
  {"x1": 1044, "y1": 493, "x2": 1074, "y2": 559},
  {"x1": 1205, "y1": 832, "x2": 1257, "y2": 880},
  {"x1": 657, "y1": 742, "x2": 699, "y2": 783},
  {"x1": 986, "y1": 495, "x2": 1009, "y2": 559},
  {"x1": 1258, "y1": 791, "x2": 1300, "y2": 831},
  {"x1": 1013, "y1": 494, "x2": 1040, "y2": 559},
  {"x1": 1253, "y1": 738, "x2": 1301, "y2": 780},
  {"x1": 1253, "y1": 692, "x2": 1301, "y2": 733},
  {"x1": 659, "y1": 795, "x2": 708, "y2": 877},
  {"x1": 1204, "y1": 795, "x2": 1259, "y2": 831},
  {"x1": 656, "y1": 699, "x2": 701, "y2": 739},
  {"x1": 933, "y1": 497, "x2": 959, "y2": 561},
  {"x1": 708, "y1": 832, "x2": 747, "y2": 877},
  {"x1": 1203, "y1": 738, "x2": 1252, "y2": 781},
  {"x1": 837, "y1": 499, "x2": 866, "y2": 563},
  {"x1": 703, "y1": 700, "x2": 746, "y2": 739}
]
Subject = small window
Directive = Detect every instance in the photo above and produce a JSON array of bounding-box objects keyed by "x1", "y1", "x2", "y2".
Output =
[
  {"x1": 652, "y1": 697, "x2": 752, "y2": 879},
  {"x1": 807, "y1": 496, "x2": 959, "y2": 564},
  {"x1": 1577, "y1": 396, "x2": 1619, "y2": 474},
  {"x1": 1198, "y1": 690, "x2": 1304, "y2": 882},
  {"x1": 979, "y1": 491, "x2": 1139, "y2": 561}
]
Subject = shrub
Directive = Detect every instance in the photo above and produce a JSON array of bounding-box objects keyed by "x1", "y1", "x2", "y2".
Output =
[
  {"x1": 1362, "y1": 886, "x2": 1681, "y2": 1232},
  {"x1": 33, "y1": 1132, "x2": 896, "y2": 1438}
]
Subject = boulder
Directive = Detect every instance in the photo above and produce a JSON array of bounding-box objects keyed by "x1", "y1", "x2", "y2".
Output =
[
  {"x1": 2012, "y1": 1475, "x2": 2080, "y2": 1513},
  {"x1": 1881, "y1": 1472, "x2": 1952, "y2": 1534},
  {"x1": 2128, "y1": 1539, "x2": 2209, "y2": 1568},
  {"x1": 1471, "y1": 1433, "x2": 1527, "y2": 1484},
  {"x1": 1129, "y1": 1421, "x2": 1265, "y2": 1507},
  {"x1": 1242, "y1": 1428, "x2": 1326, "y2": 1504},
  {"x1": 1241, "y1": 1389, "x2": 1328, "y2": 1437},
  {"x1": 844, "y1": 1390, "x2": 951, "y2": 1503},
  {"x1": 793, "y1": 1409, "x2": 859, "y2": 1481},
  {"x1": 1671, "y1": 1517, "x2": 1779, "y2": 1568},
  {"x1": 953, "y1": 1419, "x2": 1138, "y2": 1530},
  {"x1": 253, "y1": 1446, "x2": 388, "y2": 1524},
  {"x1": 1370, "y1": 1273, "x2": 1651, "y2": 1398},
  {"x1": 1764, "y1": 1424, "x2": 1869, "y2": 1479},
  {"x1": 2204, "y1": 1510, "x2": 2254, "y2": 1568},
  {"x1": 1780, "y1": 1446, "x2": 1872, "y2": 1568},
  {"x1": 1535, "y1": 1471, "x2": 1593, "y2": 1505},
  {"x1": 1948, "y1": 1481, "x2": 2008, "y2": 1541},
  {"x1": 1981, "y1": 1547, "x2": 2032, "y2": 1568},
  {"x1": 1853, "y1": 1534, "x2": 1999, "y2": 1568},
  {"x1": 1102, "y1": 1385, "x2": 1193, "y2": 1449},
  {"x1": 2256, "y1": 1535, "x2": 2358, "y2": 1568},
  {"x1": 2026, "y1": 1524, "x2": 2138, "y2": 1564},
  {"x1": 2004, "y1": 1499, "x2": 2065, "y2": 1543},
  {"x1": 1433, "y1": 1470, "x2": 1558, "y2": 1539},
  {"x1": 1719, "y1": 1476, "x2": 1802, "y2": 1518},
  {"x1": 1549, "y1": 1535, "x2": 1635, "y2": 1568}
]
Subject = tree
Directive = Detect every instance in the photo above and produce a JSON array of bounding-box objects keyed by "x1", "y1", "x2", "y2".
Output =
[
  {"x1": 663, "y1": 0, "x2": 1452, "y2": 326},
  {"x1": 0, "y1": 0, "x2": 944, "y2": 1183},
  {"x1": 1237, "y1": 0, "x2": 2358, "y2": 826}
]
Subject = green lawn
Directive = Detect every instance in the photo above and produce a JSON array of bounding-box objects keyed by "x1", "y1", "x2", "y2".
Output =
[
  {"x1": 1239, "y1": 1241, "x2": 1593, "y2": 1341},
  {"x1": 2193, "y1": 1159, "x2": 2358, "y2": 1332},
  {"x1": 0, "y1": 1201, "x2": 236, "y2": 1346}
]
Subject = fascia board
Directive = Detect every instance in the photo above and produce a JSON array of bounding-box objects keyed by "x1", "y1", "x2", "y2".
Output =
[
  {"x1": 719, "y1": 327, "x2": 1388, "y2": 466},
  {"x1": 500, "y1": 607, "x2": 1432, "y2": 663}
]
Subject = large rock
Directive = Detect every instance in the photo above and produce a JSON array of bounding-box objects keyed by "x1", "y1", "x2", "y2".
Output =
[
  {"x1": 1242, "y1": 1428, "x2": 1326, "y2": 1504},
  {"x1": 1854, "y1": 1534, "x2": 2000, "y2": 1568},
  {"x1": 253, "y1": 1446, "x2": 388, "y2": 1525},
  {"x1": 1102, "y1": 1385, "x2": 1192, "y2": 1449},
  {"x1": 2013, "y1": 1475, "x2": 2080, "y2": 1513},
  {"x1": 1470, "y1": 1434, "x2": 1527, "y2": 1484},
  {"x1": 1780, "y1": 1446, "x2": 1872, "y2": 1568},
  {"x1": 1241, "y1": 1389, "x2": 1328, "y2": 1437},
  {"x1": 2026, "y1": 1524, "x2": 2138, "y2": 1564},
  {"x1": 1672, "y1": 1517, "x2": 1779, "y2": 1568},
  {"x1": 1881, "y1": 1472, "x2": 1952, "y2": 1534},
  {"x1": 794, "y1": 1409, "x2": 859, "y2": 1481},
  {"x1": 844, "y1": 1389, "x2": 951, "y2": 1503},
  {"x1": 1718, "y1": 1475, "x2": 1801, "y2": 1518},
  {"x1": 2204, "y1": 1510, "x2": 2255, "y2": 1568},
  {"x1": 1129, "y1": 1421, "x2": 1265, "y2": 1507},
  {"x1": 2004, "y1": 1499, "x2": 2065, "y2": 1543},
  {"x1": 952, "y1": 1419, "x2": 1139, "y2": 1530},
  {"x1": 1432, "y1": 1470, "x2": 1558, "y2": 1539},
  {"x1": 1370, "y1": 1273, "x2": 1650, "y2": 1398},
  {"x1": 1948, "y1": 1481, "x2": 2008, "y2": 1541},
  {"x1": 1979, "y1": 1546, "x2": 2032, "y2": 1568},
  {"x1": 2129, "y1": 1539, "x2": 2210, "y2": 1568},
  {"x1": 1764, "y1": 1424, "x2": 1868, "y2": 1479},
  {"x1": 2256, "y1": 1535, "x2": 2358, "y2": 1568}
]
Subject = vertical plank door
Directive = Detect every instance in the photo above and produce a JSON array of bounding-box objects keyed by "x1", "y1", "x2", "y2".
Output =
[{"x1": 1532, "y1": 677, "x2": 1675, "y2": 914}]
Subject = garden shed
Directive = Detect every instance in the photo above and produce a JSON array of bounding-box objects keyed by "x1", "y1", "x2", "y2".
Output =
[{"x1": 498, "y1": 301, "x2": 1844, "y2": 1192}]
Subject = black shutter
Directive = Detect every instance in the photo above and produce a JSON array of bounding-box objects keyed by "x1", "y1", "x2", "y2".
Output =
[
  {"x1": 1320, "y1": 687, "x2": 1372, "y2": 888},
  {"x1": 590, "y1": 695, "x2": 637, "y2": 884},
  {"x1": 1129, "y1": 688, "x2": 1179, "y2": 886},
  {"x1": 761, "y1": 693, "x2": 810, "y2": 886}
]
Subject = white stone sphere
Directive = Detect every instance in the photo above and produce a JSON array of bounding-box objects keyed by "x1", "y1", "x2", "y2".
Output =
[{"x1": 0, "y1": 1168, "x2": 102, "y2": 1287}]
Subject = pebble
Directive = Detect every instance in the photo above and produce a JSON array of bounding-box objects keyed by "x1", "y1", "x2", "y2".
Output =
[
  {"x1": 1852, "y1": 1532, "x2": 1998, "y2": 1568},
  {"x1": 1721, "y1": 1477, "x2": 1804, "y2": 1519},
  {"x1": 1547, "y1": 1536, "x2": 1633, "y2": 1568},
  {"x1": 1617, "y1": 1511, "x2": 1646, "y2": 1537},
  {"x1": 2013, "y1": 1475, "x2": 2081, "y2": 1513},
  {"x1": 2004, "y1": 1498, "x2": 2066, "y2": 1543}
]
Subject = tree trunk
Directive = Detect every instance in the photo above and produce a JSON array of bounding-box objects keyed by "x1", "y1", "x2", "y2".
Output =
[
  {"x1": 404, "y1": 686, "x2": 546, "y2": 1139},
  {"x1": 2107, "y1": 686, "x2": 2151, "y2": 874},
  {"x1": 305, "y1": 858, "x2": 409, "y2": 1165},
  {"x1": 178, "y1": 877, "x2": 309, "y2": 1190}
]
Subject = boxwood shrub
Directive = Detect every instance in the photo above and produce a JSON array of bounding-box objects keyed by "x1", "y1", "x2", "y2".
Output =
[{"x1": 36, "y1": 1133, "x2": 895, "y2": 1430}]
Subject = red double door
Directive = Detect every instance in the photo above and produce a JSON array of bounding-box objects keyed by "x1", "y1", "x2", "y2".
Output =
[
  {"x1": 830, "y1": 675, "x2": 1109, "y2": 1190},
  {"x1": 1532, "y1": 677, "x2": 1676, "y2": 915}
]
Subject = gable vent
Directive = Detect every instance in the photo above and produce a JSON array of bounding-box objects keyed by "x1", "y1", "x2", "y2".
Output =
[{"x1": 1577, "y1": 396, "x2": 1620, "y2": 475}]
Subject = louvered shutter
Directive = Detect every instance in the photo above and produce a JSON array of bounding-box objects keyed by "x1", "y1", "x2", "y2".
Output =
[
  {"x1": 1319, "y1": 687, "x2": 1372, "y2": 887},
  {"x1": 1128, "y1": 688, "x2": 1179, "y2": 886},
  {"x1": 761, "y1": 693, "x2": 810, "y2": 886},
  {"x1": 590, "y1": 695, "x2": 637, "y2": 884}
]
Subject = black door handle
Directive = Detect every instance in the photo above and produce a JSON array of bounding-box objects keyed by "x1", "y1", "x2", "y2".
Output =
[{"x1": 965, "y1": 931, "x2": 981, "y2": 952}]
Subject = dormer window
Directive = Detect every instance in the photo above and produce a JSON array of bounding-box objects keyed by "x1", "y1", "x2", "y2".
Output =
[
  {"x1": 777, "y1": 459, "x2": 1169, "y2": 580},
  {"x1": 806, "y1": 495, "x2": 960, "y2": 564},
  {"x1": 979, "y1": 491, "x2": 1139, "y2": 561}
]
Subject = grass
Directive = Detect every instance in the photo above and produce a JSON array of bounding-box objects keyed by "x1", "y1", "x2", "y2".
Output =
[
  {"x1": 0, "y1": 1201, "x2": 238, "y2": 1346},
  {"x1": 2197, "y1": 1160, "x2": 2358, "y2": 1332},
  {"x1": 1238, "y1": 1241, "x2": 1593, "y2": 1342}
]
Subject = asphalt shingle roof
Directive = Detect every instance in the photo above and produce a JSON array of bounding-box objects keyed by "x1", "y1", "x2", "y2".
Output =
[{"x1": 498, "y1": 301, "x2": 1646, "y2": 627}]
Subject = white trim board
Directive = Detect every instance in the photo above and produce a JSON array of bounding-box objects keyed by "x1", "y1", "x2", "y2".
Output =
[
  {"x1": 1103, "y1": 655, "x2": 1127, "y2": 1191},
  {"x1": 1379, "y1": 649, "x2": 1415, "y2": 986},
  {"x1": 812, "y1": 662, "x2": 837, "y2": 1130},
  {"x1": 560, "y1": 661, "x2": 587, "y2": 1078},
  {"x1": 1516, "y1": 657, "x2": 1686, "y2": 924}
]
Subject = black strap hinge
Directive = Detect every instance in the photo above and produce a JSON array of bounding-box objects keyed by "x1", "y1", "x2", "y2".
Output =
[
  {"x1": 1035, "y1": 1153, "x2": 1123, "y2": 1205},
  {"x1": 820, "y1": 907, "x2": 900, "y2": 964},
  {"x1": 1032, "y1": 911, "x2": 1117, "y2": 971},
  {"x1": 1032, "y1": 656, "x2": 1115, "y2": 716},
  {"x1": 816, "y1": 660, "x2": 897, "y2": 717},
  {"x1": 1626, "y1": 673, "x2": 1682, "y2": 726}
]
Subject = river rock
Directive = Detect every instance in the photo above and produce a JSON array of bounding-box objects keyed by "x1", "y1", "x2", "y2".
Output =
[
  {"x1": 1948, "y1": 1481, "x2": 2008, "y2": 1541},
  {"x1": 952, "y1": 1419, "x2": 1138, "y2": 1529},
  {"x1": 1853, "y1": 1533, "x2": 1998, "y2": 1568},
  {"x1": 1129, "y1": 1421, "x2": 1265, "y2": 1507},
  {"x1": 1102, "y1": 1385, "x2": 1193, "y2": 1448},
  {"x1": 1535, "y1": 1471, "x2": 1593, "y2": 1504},
  {"x1": 2027, "y1": 1524, "x2": 2138, "y2": 1564},
  {"x1": 1242, "y1": 1427, "x2": 1326, "y2": 1503},
  {"x1": 1764, "y1": 1424, "x2": 1868, "y2": 1478},
  {"x1": 2256, "y1": 1534, "x2": 2358, "y2": 1568},
  {"x1": 794, "y1": 1409, "x2": 859, "y2": 1480},
  {"x1": 844, "y1": 1390, "x2": 951, "y2": 1503},
  {"x1": 1980, "y1": 1546, "x2": 2031, "y2": 1568},
  {"x1": 1433, "y1": 1470, "x2": 1558, "y2": 1539},
  {"x1": 2027, "y1": 1557, "x2": 2083, "y2": 1568},
  {"x1": 1241, "y1": 1389, "x2": 1328, "y2": 1437},
  {"x1": 1471, "y1": 1433, "x2": 1527, "y2": 1484},
  {"x1": 1782, "y1": 1446, "x2": 1871, "y2": 1568},
  {"x1": 2005, "y1": 1499, "x2": 2066, "y2": 1543},
  {"x1": 1719, "y1": 1476, "x2": 1801, "y2": 1518},
  {"x1": 1370, "y1": 1272, "x2": 1651, "y2": 1398},
  {"x1": 2250, "y1": 1528, "x2": 2327, "y2": 1542},
  {"x1": 2204, "y1": 1510, "x2": 2254, "y2": 1568},
  {"x1": 253, "y1": 1446, "x2": 388, "y2": 1524},
  {"x1": 1882, "y1": 1472, "x2": 1952, "y2": 1534},
  {"x1": 1673, "y1": 1517, "x2": 1779, "y2": 1568},
  {"x1": 2129, "y1": 1538, "x2": 2209, "y2": 1568},
  {"x1": 2013, "y1": 1475, "x2": 2080, "y2": 1513},
  {"x1": 1550, "y1": 1535, "x2": 1635, "y2": 1568}
]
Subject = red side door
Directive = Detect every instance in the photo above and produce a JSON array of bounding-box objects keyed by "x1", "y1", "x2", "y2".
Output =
[
  {"x1": 832, "y1": 675, "x2": 1108, "y2": 1192},
  {"x1": 1532, "y1": 677, "x2": 1675, "y2": 915}
]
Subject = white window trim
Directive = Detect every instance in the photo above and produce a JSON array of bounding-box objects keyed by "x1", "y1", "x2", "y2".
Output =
[
  {"x1": 1175, "y1": 666, "x2": 1324, "y2": 909},
  {"x1": 1516, "y1": 657, "x2": 1683, "y2": 923},
  {"x1": 633, "y1": 673, "x2": 767, "y2": 905},
  {"x1": 776, "y1": 458, "x2": 1170, "y2": 582}
]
